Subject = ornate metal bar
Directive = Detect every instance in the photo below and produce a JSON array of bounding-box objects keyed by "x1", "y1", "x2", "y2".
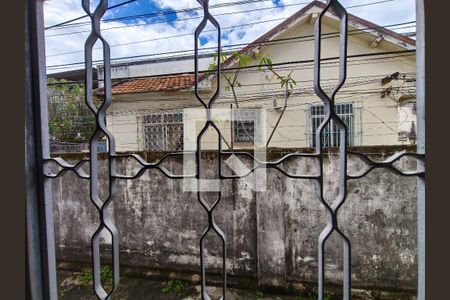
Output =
[
  {"x1": 221, "y1": 151, "x2": 320, "y2": 179},
  {"x1": 35, "y1": 1, "x2": 427, "y2": 299},
  {"x1": 347, "y1": 151, "x2": 425, "y2": 179},
  {"x1": 44, "y1": 158, "x2": 90, "y2": 179},
  {"x1": 313, "y1": 1, "x2": 351, "y2": 299},
  {"x1": 82, "y1": 0, "x2": 119, "y2": 299},
  {"x1": 195, "y1": 1, "x2": 226, "y2": 299},
  {"x1": 111, "y1": 153, "x2": 196, "y2": 179}
]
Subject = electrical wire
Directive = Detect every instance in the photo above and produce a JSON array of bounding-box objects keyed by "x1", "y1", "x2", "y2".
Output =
[
  {"x1": 45, "y1": 0, "x2": 276, "y2": 30},
  {"x1": 45, "y1": 1, "x2": 309, "y2": 37},
  {"x1": 44, "y1": 0, "x2": 411, "y2": 71},
  {"x1": 45, "y1": 20, "x2": 415, "y2": 58},
  {"x1": 44, "y1": 0, "x2": 137, "y2": 30},
  {"x1": 49, "y1": 93, "x2": 415, "y2": 124},
  {"x1": 46, "y1": 49, "x2": 415, "y2": 78},
  {"x1": 45, "y1": 0, "x2": 396, "y2": 37}
]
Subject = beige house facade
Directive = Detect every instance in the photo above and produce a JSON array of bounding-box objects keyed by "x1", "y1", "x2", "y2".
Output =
[{"x1": 104, "y1": 1, "x2": 416, "y2": 152}]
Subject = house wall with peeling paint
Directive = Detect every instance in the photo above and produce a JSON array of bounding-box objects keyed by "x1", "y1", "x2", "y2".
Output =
[{"x1": 106, "y1": 8, "x2": 416, "y2": 152}]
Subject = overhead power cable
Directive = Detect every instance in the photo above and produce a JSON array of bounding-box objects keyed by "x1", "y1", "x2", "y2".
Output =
[
  {"x1": 45, "y1": 0, "x2": 277, "y2": 30},
  {"x1": 47, "y1": 72, "x2": 414, "y2": 87},
  {"x1": 48, "y1": 53, "x2": 416, "y2": 84},
  {"x1": 45, "y1": 0, "x2": 395, "y2": 37},
  {"x1": 44, "y1": 0, "x2": 137, "y2": 30},
  {"x1": 46, "y1": 20, "x2": 415, "y2": 58},
  {"x1": 46, "y1": 1, "x2": 308, "y2": 37},
  {"x1": 44, "y1": 0, "x2": 408, "y2": 71},
  {"x1": 45, "y1": 17, "x2": 416, "y2": 68},
  {"x1": 46, "y1": 16, "x2": 290, "y2": 57},
  {"x1": 46, "y1": 50, "x2": 415, "y2": 85}
]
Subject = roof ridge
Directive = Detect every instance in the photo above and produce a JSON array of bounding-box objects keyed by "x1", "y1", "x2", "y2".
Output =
[
  {"x1": 97, "y1": 74, "x2": 196, "y2": 95},
  {"x1": 222, "y1": 0, "x2": 415, "y2": 68},
  {"x1": 125, "y1": 73, "x2": 194, "y2": 81}
]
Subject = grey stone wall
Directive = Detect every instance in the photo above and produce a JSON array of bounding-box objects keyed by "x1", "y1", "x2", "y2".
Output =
[{"x1": 52, "y1": 147, "x2": 418, "y2": 294}]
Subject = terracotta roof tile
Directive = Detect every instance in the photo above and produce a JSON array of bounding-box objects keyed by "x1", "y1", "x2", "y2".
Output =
[{"x1": 110, "y1": 74, "x2": 195, "y2": 95}]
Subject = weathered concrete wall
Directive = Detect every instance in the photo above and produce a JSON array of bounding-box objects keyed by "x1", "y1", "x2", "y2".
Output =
[{"x1": 52, "y1": 146, "x2": 418, "y2": 294}]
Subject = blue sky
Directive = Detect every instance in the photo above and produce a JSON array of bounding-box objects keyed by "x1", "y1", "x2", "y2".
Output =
[
  {"x1": 106, "y1": 0, "x2": 178, "y2": 24},
  {"x1": 44, "y1": 0, "x2": 416, "y2": 72}
]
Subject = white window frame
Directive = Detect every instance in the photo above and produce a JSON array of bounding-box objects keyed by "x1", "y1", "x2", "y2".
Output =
[
  {"x1": 308, "y1": 103, "x2": 355, "y2": 147},
  {"x1": 141, "y1": 111, "x2": 184, "y2": 151},
  {"x1": 233, "y1": 108, "x2": 259, "y2": 144}
]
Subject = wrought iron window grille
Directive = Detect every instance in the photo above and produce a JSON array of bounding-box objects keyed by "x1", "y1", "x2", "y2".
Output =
[
  {"x1": 309, "y1": 103, "x2": 355, "y2": 147},
  {"x1": 142, "y1": 111, "x2": 184, "y2": 151},
  {"x1": 26, "y1": 0, "x2": 426, "y2": 299}
]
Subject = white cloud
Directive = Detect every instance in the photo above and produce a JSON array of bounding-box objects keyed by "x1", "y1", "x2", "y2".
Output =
[
  {"x1": 343, "y1": 0, "x2": 415, "y2": 25},
  {"x1": 153, "y1": 0, "x2": 198, "y2": 10},
  {"x1": 44, "y1": 0, "x2": 415, "y2": 73}
]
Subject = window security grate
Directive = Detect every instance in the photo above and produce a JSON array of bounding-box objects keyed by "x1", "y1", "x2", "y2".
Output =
[
  {"x1": 142, "y1": 112, "x2": 184, "y2": 151},
  {"x1": 309, "y1": 103, "x2": 355, "y2": 147},
  {"x1": 233, "y1": 109, "x2": 259, "y2": 143},
  {"x1": 29, "y1": 0, "x2": 425, "y2": 299}
]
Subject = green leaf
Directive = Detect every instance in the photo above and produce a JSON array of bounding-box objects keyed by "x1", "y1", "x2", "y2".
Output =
[
  {"x1": 47, "y1": 79, "x2": 95, "y2": 142},
  {"x1": 221, "y1": 52, "x2": 228, "y2": 62},
  {"x1": 208, "y1": 63, "x2": 217, "y2": 71}
]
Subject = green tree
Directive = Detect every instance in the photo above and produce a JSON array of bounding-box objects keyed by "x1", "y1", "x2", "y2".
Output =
[
  {"x1": 208, "y1": 51, "x2": 297, "y2": 146},
  {"x1": 47, "y1": 78, "x2": 97, "y2": 142}
]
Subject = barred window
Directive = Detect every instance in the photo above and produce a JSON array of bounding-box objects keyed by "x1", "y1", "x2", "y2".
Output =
[
  {"x1": 233, "y1": 109, "x2": 258, "y2": 143},
  {"x1": 309, "y1": 103, "x2": 354, "y2": 147},
  {"x1": 142, "y1": 112, "x2": 183, "y2": 151}
]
